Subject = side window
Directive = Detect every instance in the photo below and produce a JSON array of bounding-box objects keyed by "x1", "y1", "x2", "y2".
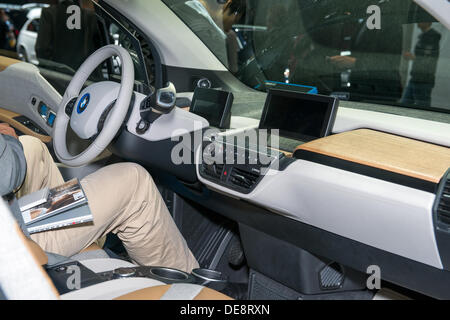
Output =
[
  {"x1": 111, "y1": 13, "x2": 158, "y2": 88},
  {"x1": 1, "y1": 1, "x2": 158, "y2": 95},
  {"x1": 17, "y1": 2, "x2": 107, "y2": 94},
  {"x1": 27, "y1": 19, "x2": 40, "y2": 33},
  {"x1": 98, "y1": 16, "x2": 148, "y2": 86},
  {"x1": 95, "y1": 1, "x2": 158, "y2": 92}
]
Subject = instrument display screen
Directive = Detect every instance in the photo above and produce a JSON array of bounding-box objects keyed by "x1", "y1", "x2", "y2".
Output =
[{"x1": 259, "y1": 89, "x2": 339, "y2": 141}]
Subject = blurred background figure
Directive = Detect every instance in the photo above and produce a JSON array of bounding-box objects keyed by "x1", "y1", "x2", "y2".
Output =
[
  {"x1": 222, "y1": 0, "x2": 246, "y2": 73},
  {"x1": 401, "y1": 22, "x2": 441, "y2": 108},
  {"x1": 0, "y1": 9, "x2": 17, "y2": 51},
  {"x1": 35, "y1": 0, "x2": 101, "y2": 73},
  {"x1": 256, "y1": 3, "x2": 292, "y2": 82},
  {"x1": 172, "y1": 0, "x2": 245, "y2": 72},
  {"x1": 327, "y1": 0, "x2": 404, "y2": 103}
]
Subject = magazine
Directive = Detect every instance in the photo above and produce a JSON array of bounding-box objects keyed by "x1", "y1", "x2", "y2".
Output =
[
  {"x1": 18, "y1": 179, "x2": 92, "y2": 233},
  {"x1": 26, "y1": 205, "x2": 93, "y2": 234},
  {"x1": 18, "y1": 187, "x2": 49, "y2": 212}
]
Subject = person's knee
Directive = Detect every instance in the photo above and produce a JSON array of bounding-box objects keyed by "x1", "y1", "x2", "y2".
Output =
[
  {"x1": 124, "y1": 162, "x2": 161, "y2": 206},
  {"x1": 19, "y1": 135, "x2": 45, "y2": 151},
  {"x1": 18, "y1": 135, "x2": 47, "y2": 163},
  {"x1": 82, "y1": 162, "x2": 159, "y2": 215},
  {"x1": 121, "y1": 162, "x2": 150, "y2": 179},
  {"x1": 128, "y1": 162, "x2": 149, "y2": 176},
  {"x1": 114, "y1": 162, "x2": 156, "y2": 192}
]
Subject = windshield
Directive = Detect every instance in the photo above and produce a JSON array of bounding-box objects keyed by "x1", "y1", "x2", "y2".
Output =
[{"x1": 163, "y1": 0, "x2": 450, "y2": 113}]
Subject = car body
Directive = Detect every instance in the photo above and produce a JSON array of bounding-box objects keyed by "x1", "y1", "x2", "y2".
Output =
[{"x1": 16, "y1": 7, "x2": 41, "y2": 64}]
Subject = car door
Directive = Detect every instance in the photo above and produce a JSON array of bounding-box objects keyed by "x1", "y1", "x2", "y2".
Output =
[
  {"x1": 17, "y1": 18, "x2": 39, "y2": 65},
  {"x1": 0, "y1": 1, "x2": 157, "y2": 151}
]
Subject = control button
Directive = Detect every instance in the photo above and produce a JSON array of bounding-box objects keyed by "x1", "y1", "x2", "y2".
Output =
[
  {"x1": 47, "y1": 112, "x2": 56, "y2": 128},
  {"x1": 56, "y1": 266, "x2": 67, "y2": 272},
  {"x1": 136, "y1": 119, "x2": 150, "y2": 135},
  {"x1": 196, "y1": 78, "x2": 212, "y2": 89},
  {"x1": 38, "y1": 102, "x2": 48, "y2": 120}
]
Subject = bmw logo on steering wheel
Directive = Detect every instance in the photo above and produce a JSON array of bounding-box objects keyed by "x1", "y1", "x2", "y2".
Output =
[{"x1": 77, "y1": 93, "x2": 90, "y2": 114}]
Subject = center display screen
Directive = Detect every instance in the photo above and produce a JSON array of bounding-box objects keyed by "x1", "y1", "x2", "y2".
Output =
[
  {"x1": 190, "y1": 88, "x2": 234, "y2": 129},
  {"x1": 259, "y1": 89, "x2": 339, "y2": 141}
]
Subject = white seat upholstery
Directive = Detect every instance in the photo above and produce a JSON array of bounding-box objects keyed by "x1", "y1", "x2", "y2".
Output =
[
  {"x1": 0, "y1": 200, "x2": 231, "y2": 300},
  {"x1": 78, "y1": 258, "x2": 136, "y2": 273},
  {"x1": 60, "y1": 278, "x2": 165, "y2": 300},
  {"x1": 0, "y1": 200, "x2": 58, "y2": 299}
]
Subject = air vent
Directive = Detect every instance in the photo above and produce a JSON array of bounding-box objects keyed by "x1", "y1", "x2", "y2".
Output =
[
  {"x1": 437, "y1": 174, "x2": 450, "y2": 230},
  {"x1": 202, "y1": 163, "x2": 224, "y2": 180},
  {"x1": 319, "y1": 262, "x2": 344, "y2": 290},
  {"x1": 229, "y1": 167, "x2": 260, "y2": 190}
]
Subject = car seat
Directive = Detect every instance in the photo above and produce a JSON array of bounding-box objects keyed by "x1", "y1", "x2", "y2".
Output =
[{"x1": 0, "y1": 199, "x2": 231, "y2": 300}]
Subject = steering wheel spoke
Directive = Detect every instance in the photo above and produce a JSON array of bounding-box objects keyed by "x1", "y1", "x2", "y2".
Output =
[{"x1": 64, "y1": 97, "x2": 78, "y2": 118}]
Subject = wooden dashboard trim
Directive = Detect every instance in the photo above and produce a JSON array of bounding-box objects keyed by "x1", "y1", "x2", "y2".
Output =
[
  {"x1": 295, "y1": 129, "x2": 450, "y2": 184},
  {"x1": 0, "y1": 56, "x2": 20, "y2": 72},
  {"x1": 0, "y1": 107, "x2": 51, "y2": 143}
]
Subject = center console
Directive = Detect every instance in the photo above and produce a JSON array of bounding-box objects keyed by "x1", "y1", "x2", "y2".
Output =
[
  {"x1": 47, "y1": 260, "x2": 232, "y2": 297},
  {"x1": 196, "y1": 89, "x2": 338, "y2": 196},
  {"x1": 199, "y1": 137, "x2": 293, "y2": 194}
]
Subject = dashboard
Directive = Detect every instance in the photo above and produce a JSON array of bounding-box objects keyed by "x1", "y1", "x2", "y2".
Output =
[
  {"x1": 1, "y1": 57, "x2": 450, "y2": 298},
  {"x1": 197, "y1": 128, "x2": 450, "y2": 270},
  {"x1": 186, "y1": 89, "x2": 450, "y2": 298},
  {"x1": 0, "y1": 0, "x2": 448, "y2": 299},
  {"x1": 182, "y1": 88, "x2": 450, "y2": 276}
]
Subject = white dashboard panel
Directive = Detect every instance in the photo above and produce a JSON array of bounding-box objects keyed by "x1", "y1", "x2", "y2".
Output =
[
  {"x1": 415, "y1": 0, "x2": 450, "y2": 30},
  {"x1": 207, "y1": 107, "x2": 450, "y2": 148},
  {"x1": 105, "y1": 0, "x2": 227, "y2": 71},
  {"x1": 334, "y1": 107, "x2": 450, "y2": 148},
  {"x1": 126, "y1": 92, "x2": 209, "y2": 142},
  {"x1": 196, "y1": 147, "x2": 443, "y2": 269}
]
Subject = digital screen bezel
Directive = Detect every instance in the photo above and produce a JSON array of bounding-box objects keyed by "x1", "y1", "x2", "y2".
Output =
[
  {"x1": 259, "y1": 89, "x2": 339, "y2": 141},
  {"x1": 190, "y1": 88, "x2": 234, "y2": 129}
]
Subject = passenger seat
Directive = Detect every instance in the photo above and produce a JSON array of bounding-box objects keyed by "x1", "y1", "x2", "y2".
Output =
[{"x1": 0, "y1": 200, "x2": 231, "y2": 300}]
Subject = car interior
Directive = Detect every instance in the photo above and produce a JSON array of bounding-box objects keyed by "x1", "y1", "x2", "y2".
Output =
[{"x1": 0, "y1": 0, "x2": 449, "y2": 300}]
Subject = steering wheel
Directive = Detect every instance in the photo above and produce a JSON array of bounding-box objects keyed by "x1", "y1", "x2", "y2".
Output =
[{"x1": 53, "y1": 45, "x2": 134, "y2": 167}]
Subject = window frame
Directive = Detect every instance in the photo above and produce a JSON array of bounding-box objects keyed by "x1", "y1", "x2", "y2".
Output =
[{"x1": 96, "y1": 0, "x2": 164, "y2": 90}]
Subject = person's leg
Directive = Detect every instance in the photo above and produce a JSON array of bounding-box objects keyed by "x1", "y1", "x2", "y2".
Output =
[
  {"x1": 31, "y1": 163, "x2": 199, "y2": 272},
  {"x1": 413, "y1": 83, "x2": 433, "y2": 108},
  {"x1": 16, "y1": 136, "x2": 64, "y2": 198},
  {"x1": 400, "y1": 81, "x2": 414, "y2": 105}
]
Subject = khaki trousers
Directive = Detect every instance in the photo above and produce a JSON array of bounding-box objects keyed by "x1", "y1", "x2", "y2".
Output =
[{"x1": 17, "y1": 136, "x2": 199, "y2": 273}]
